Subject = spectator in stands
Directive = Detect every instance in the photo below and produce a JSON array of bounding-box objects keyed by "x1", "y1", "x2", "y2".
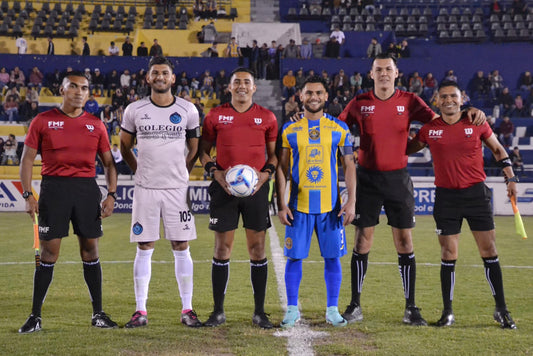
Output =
[
  {"x1": 218, "y1": 85, "x2": 231, "y2": 105},
  {"x1": 284, "y1": 95, "x2": 300, "y2": 121},
  {"x1": 510, "y1": 0, "x2": 527, "y2": 15},
  {"x1": 120, "y1": 69, "x2": 132, "y2": 90},
  {"x1": 47, "y1": 37, "x2": 55, "y2": 55},
  {"x1": 300, "y1": 38, "x2": 312, "y2": 59},
  {"x1": 513, "y1": 94, "x2": 526, "y2": 117},
  {"x1": 282, "y1": 70, "x2": 296, "y2": 99},
  {"x1": 106, "y1": 42, "x2": 118, "y2": 57},
  {"x1": 217, "y1": 5, "x2": 227, "y2": 18},
  {"x1": 249, "y1": 40, "x2": 260, "y2": 77},
  {"x1": 84, "y1": 94, "x2": 99, "y2": 115},
  {"x1": 395, "y1": 71, "x2": 407, "y2": 91},
  {"x1": 327, "y1": 97, "x2": 343, "y2": 118},
  {"x1": 136, "y1": 78, "x2": 149, "y2": 99},
  {"x1": 386, "y1": 42, "x2": 398, "y2": 58},
  {"x1": 266, "y1": 41, "x2": 279, "y2": 79},
  {"x1": 0, "y1": 67, "x2": 10, "y2": 89},
  {"x1": 409, "y1": 72, "x2": 424, "y2": 96},
  {"x1": 3, "y1": 96, "x2": 19, "y2": 122},
  {"x1": 205, "y1": 0, "x2": 217, "y2": 21},
  {"x1": 362, "y1": 0, "x2": 376, "y2": 14},
  {"x1": 498, "y1": 116, "x2": 514, "y2": 147},
  {"x1": 137, "y1": 42, "x2": 148, "y2": 56},
  {"x1": 489, "y1": 0, "x2": 503, "y2": 14},
  {"x1": 177, "y1": 71, "x2": 190, "y2": 96},
  {"x1": 325, "y1": 36, "x2": 341, "y2": 59},
  {"x1": 5, "y1": 87, "x2": 21, "y2": 103},
  {"x1": 193, "y1": 97, "x2": 205, "y2": 124},
  {"x1": 199, "y1": 70, "x2": 214, "y2": 99},
  {"x1": 398, "y1": 40, "x2": 410, "y2": 58},
  {"x1": 444, "y1": 69, "x2": 458, "y2": 83},
  {"x1": 312, "y1": 38, "x2": 324, "y2": 59},
  {"x1": 193, "y1": 0, "x2": 206, "y2": 21},
  {"x1": 28, "y1": 67, "x2": 44, "y2": 94},
  {"x1": 214, "y1": 69, "x2": 228, "y2": 98},
  {"x1": 293, "y1": 69, "x2": 305, "y2": 91},
  {"x1": 190, "y1": 77, "x2": 200, "y2": 97},
  {"x1": 201, "y1": 43, "x2": 219, "y2": 57},
  {"x1": 19, "y1": 99, "x2": 39, "y2": 122},
  {"x1": 16, "y1": 35, "x2": 27, "y2": 55},
  {"x1": 91, "y1": 69, "x2": 106, "y2": 97},
  {"x1": 366, "y1": 38, "x2": 382, "y2": 58},
  {"x1": 122, "y1": 37, "x2": 133, "y2": 56},
  {"x1": 350, "y1": 71, "x2": 362, "y2": 95},
  {"x1": 112, "y1": 89, "x2": 126, "y2": 108},
  {"x1": 333, "y1": 69, "x2": 348, "y2": 95},
  {"x1": 100, "y1": 105, "x2": 116, "y2": 136},
  {"x1": 423, "y1": 72, "x2": 438, "y2": 99},
  {"x1": 461, "y1": 90, "x2": 471, "y2": 106},
  {"x1": 149, "y1": 39, "x2": 163, "y2": 57},
  {"x1": 330, "y1": 25, "x2": 346, "y2": 46},
  {"x1": 0, "y1": 137, "x2": 4, "y2": 161},
  {"x1": 519, "y1": 71, "x2": 532, "y2": 91},
  {"x1": 1, "y1": 134, "x2": 18, "y2": 165},
  {"x1": 113, "y1": 105, "x2": 124, "y2": 134},
  {"x1": 106, "y1": 70, "x2": 121, "y2": 97},
  {"x1": 9, "y1": 67, "x2": 25, "y2": 90},
  {"x1": 47, "y1": 69, "x2": 62, "y2": 96},
  {"x1": 130, "y1": 73, "x2": 138, "y2": 90},
  {"x1": 258, "y1": 43, "x2": 269, "y2": 79},
  {"x1": 337, "y1": 87, "x2": 353, "y2": 108},
  {"x1": 203, "y1": 21, "x2": 218, "y2": 44},
  {"x1": 225, "y1": 37, "x2": 242, "y2": 58},
  {"x1": 489, "y1": 69, "x2": 504, "y2": 99},
  {"x1": 283, "y1": 39, "x2": 300, "y2": 59},
  {"x1": 25, "y1": 86, "x2": 38, "y2": 104},
  {"x1": 499, "y1": 87, "x2": 515, "y2": 117},
  {"x1": 82, "y1": 36, "x2": 90, "y2": 56},
  {"x1": 470, "y1": 71, "x2": 490, "y2": 98},
  {"x1": 126, "y1": 88, "x2": 139, "y2": 106},
  {"x1": 510, "y1": 146, "x2": 525, "y2": 177}
]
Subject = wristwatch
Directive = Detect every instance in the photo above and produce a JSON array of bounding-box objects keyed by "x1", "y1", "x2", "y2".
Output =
[
  {"x1": 507, "y1": 176, "x2": 519, "y2": 183},
  {"x1": 22, "y1": 191, "x2": 33, "y2": 200},
  {"x1": 107, "y1": 192, "x2": 118, "y2": 201}
]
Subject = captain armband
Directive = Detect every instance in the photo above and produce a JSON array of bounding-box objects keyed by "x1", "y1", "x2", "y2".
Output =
[
  {"x1": 185, "y1": 127, "x2": 201, "y2": 139},
  {"x1": 339, "y1": 146, "x2": 354, "y2": 156},
  {"x1": 497, "y1": 157, "x2": 512, "y2": 168}
]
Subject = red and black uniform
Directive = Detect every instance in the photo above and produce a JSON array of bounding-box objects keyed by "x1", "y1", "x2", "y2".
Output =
[
  {"x1": 25, "y1": 108, "x2": 111, "y2": 239},
  {"x1": 339, "y1": 90, "x2": 434, "y2": 228},
  {"x1": 201, "y1": 103, "x2": 277, "y2": 232},
  {"x1": 417, "y1": 116, "x2": 495, "y2": 234}
]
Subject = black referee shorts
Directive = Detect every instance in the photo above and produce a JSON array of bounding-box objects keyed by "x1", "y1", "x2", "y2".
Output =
[
  {"x1": 433, "y1": 182, "x2": 494, "y2": 236},
  {"x1": 38, "y1": 176, "x2": 103, "y2": 240},
  {"x1": 353, "y1": 167, "x2": 416, "y2": 229},
  {"x1": 208, "y1": 180, "x2": 271, "y2": 232}
]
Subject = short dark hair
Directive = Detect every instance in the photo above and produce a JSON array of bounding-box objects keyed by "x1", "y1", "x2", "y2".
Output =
[
  {"x1": 302, "y1": 75, "x2": 329, "y2": 92},
  {"x1": 61, "y1": 70, "x2": 87, "y2": 86},
  {"x1": 230, "y1": 67, "x2": 255, "y2": 80},
  {"x1": 438, "y1": 80, "x2": 461, "y2": 91},
  {"x1": 373, "y1": 53, "x2": 398, "y2": 66},
  {"x1": 148, "y1": 56, "x2": 174, "y2": 71}
]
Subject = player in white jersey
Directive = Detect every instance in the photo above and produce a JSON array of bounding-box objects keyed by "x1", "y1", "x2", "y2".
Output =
[{"x1": 120, "y1": 56, "x2": 202, "y2": 328}]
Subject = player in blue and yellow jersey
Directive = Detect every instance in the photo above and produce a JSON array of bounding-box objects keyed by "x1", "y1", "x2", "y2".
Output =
[{"x1": 276, "y1": 76, "x2": 356, "y2": 328}]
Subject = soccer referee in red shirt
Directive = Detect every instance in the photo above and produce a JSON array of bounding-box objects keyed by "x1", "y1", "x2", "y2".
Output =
[{"x1": 18, "y1": 72, "x2": 118, "y2": 333}]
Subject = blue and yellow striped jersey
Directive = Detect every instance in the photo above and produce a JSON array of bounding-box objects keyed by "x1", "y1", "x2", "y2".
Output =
[{"x1": 281, "y1": 114, "x2": 352, "y2": 214}]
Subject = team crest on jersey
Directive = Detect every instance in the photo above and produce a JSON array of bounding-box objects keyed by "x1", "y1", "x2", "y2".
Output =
[
  {"x1": 397, "y1": 106, "x2": 405, "y2": 115},
  {"x1": 285, "y1": 237, "x2": 293, "y2": 249},
  {"x1": 85, "y1": 124, "x2": 95, "y2": 132},
  {"x1": 170, "y1": 112, "x2": 182, "y2": 124},
  {"x1": 132, "y1": 222, "x2": 143, "y2": 235},
  {"x1": 306, "y1": 146, "x2": 323, "y2": 164},
  {"x1": 306, "y1": 166, "x2": 324, "y2": 183},
  {"x1": 308, "y1": 126, "x2": 320, "y2": 140},
  {"x1": 48, "y1": 121, "x2": 64, "y2": 130},
  {"x1": 254, "y1": 118, "x2": 262, "y2": 125},
  {"x1": 464, "y1": 128, "x2": 473, "y2": 137}
]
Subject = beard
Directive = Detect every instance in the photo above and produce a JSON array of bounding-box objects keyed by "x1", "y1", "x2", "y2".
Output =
[{"x1": 304, "y1": 102, "x2": 324, "y2": 114}]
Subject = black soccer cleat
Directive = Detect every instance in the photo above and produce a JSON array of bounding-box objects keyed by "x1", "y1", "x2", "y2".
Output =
[
  {"x1": 435, "y1": 309, "x2": 455, "y2": 327},
  {"x1": 92, "y1": 311, "x2": 118, "y2": 329},
  {"x1": 493, "y1": 308, "x2": 517, "y2": 329},
  {"x1": 252, "y1": 312, "x2": 273, "y2": 329},
  {"x1": 181, "y1": 310, "x2": 202, "y2": 328},
  {"x1": 125, "y1": 311, "x2": 148, "y2": 328},
  {"x1": 203, "y1": 310, "x2": 226, "y2": 327},
  {"x1": 342, "y1": 303, "x2": 363, "y2": 323},
  {"x1": 19, "y1": 314, "x2": 42, "y2": 334},
  {"x1": 403, "y1": 305, "x2": 428, "y2": 326}
]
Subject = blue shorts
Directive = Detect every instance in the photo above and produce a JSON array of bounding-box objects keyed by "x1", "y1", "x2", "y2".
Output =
[{"x1": 284, "y1": 210, "x2": 347, "y2": 259}]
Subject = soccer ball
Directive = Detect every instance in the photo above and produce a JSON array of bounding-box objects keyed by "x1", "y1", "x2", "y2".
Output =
[{"x1": 225, "y1": 164, "x2": 258, "y2": 197}]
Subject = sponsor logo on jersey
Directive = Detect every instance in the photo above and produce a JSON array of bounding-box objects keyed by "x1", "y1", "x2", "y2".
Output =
[
  {"x1": 86, "y1": 124, "x2": 95, "y2": 132},
  {"x1": 308, "y1": 126, "x2": 320, "y2": 140},
  {"x1": 48, "y1": 121, "x2": 64, "y2": 129},
  {"x1": 396, "y1": 106, "x2": 405, "y2": 115},
  {"x1": 141, "y1": 113, "x2": 151, "y2": 120},
  {"x1": 306, "y1": 166, "x2": 324, "y2": 184},
  {"x1": 132, "y1": 222, "x2": 143, "y2": 235},
  {"x1": 170, "y1": 112, "x2": 182, "y2": 124},
  {"x1": 361, "y1": 105, "x2": 375, "y2": 113},
  {"x1": 254, "y1": 118, "x2": 262, "y2": 125},
  {"x1": 218, "y1": 115, "x2": 234, "y2": 124},
  {"x1": 464, "y1": 128, "x2": 473, "y2": 137},
  {"x1": 306, "y1": 146, "x2": 323, "y2": 164},
  {"x1": 428, "y1": 129, "x2": 443, "y2": 139},
  {"x1": 285, "y1": 237, "x2": 293, "y2": 249},
  {"x1": 183, "y1": 224, "x2": 190, "y2": 230}
]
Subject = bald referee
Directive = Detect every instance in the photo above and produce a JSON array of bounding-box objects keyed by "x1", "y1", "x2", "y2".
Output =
[{"x1": 19, "y1": 71, "x2": 118, "y2": 333}]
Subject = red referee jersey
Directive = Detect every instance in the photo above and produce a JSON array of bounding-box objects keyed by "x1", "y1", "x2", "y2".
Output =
[
  {"x1": 201, "y1": 103, "x2": 278, "y2": 170},
  {"x1": 417, "y1": 117, "x2": 493, "y2": 189},
  {"x1": 25, "y1": 108, "x2": 111, "y2": 177},
  {"x1": 339, "y1": 90, "x2": 434, "y2": 171}
]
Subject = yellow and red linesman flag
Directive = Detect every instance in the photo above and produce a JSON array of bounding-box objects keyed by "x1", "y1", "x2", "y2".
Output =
[{"x1": 510, "y1": 196, "x2": 527, "y2": 240}]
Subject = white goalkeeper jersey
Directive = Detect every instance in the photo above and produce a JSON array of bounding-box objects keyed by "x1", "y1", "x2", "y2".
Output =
[{"x1": 122, "y1": 96, "x2": 199, "y2": 189}]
